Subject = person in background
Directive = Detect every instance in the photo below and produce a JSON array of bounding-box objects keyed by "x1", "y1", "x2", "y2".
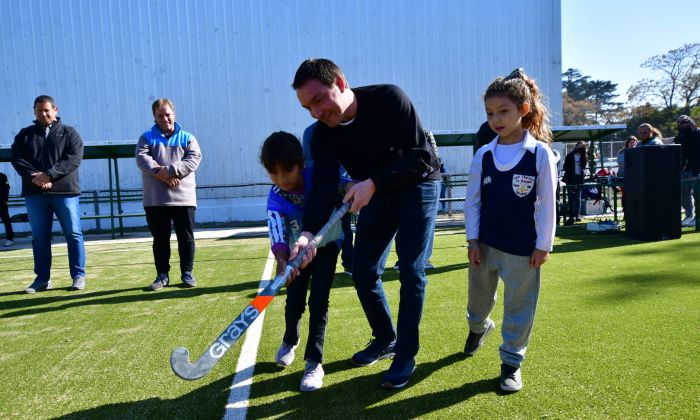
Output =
[
  {"x1": 475, "y1": 121, "x2": 497, "y2": 150},
  {"x1": 616, "y1": 136, "x2": 638, "y2": 217},
  {"x1": 616, "y1": 136, "x2": 638, "y2": 178},
  {"x1": 550, "y1": 148, "x2": 562, "y2": 225},
  {"x1": 439, "y1": 162, "x2": 449, "y2": 213},
  {"x1": 562, "y1": 141, "x2": 588, "y2": 225},
  {"x1": 0, "y1": 172, "x2": 15, "y2": 246},
  {"x1": 11, "y1": 95, "x2": 86, "y2": 293},
  {"x1": 675, "y1": 115, "x2": 700, "y2": 227},
  {"x1": 136, "y1": 98, "x2": 202, "y2": 291},
  {"x1": 637, "y1": 123, "x2": 663, "y2": 146}
]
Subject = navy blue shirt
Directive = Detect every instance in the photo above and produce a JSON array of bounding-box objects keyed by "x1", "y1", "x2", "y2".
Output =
[{"x1": 479, "y1": 149, "x2": 538, "y2": 256}]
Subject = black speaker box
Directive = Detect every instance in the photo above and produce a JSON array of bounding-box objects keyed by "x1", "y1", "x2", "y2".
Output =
[{"x1": 624, "y1": 145, "x2": 681, "y2": 240}]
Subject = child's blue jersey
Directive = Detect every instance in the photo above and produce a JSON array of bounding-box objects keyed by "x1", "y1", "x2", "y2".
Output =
[{"x1": 266, "y1": 167, "x2": 345, "y2": 255}]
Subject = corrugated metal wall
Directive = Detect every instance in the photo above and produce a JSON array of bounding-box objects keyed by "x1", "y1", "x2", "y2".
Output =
[{"x1": 0, "y1": 0, "x2": 561, "y2": 218}]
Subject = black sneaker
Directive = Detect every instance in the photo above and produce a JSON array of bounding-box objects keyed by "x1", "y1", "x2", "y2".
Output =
[
  {"x1": 149, "y1": 273, "x2": 169, "y2": 291},
  {"x1": 500, "y1": 363, "x2": 523, "y2": 392},
  {"x1": 181, "y1": 271, "x2": 197, "y2": 287},
  {"x1": 351, "y1": 339, "x2": 396, "y2": 367},
  {"x1": 464, "y1": 319, "x2": 495, "y2": 356},
  {"x1": 25, "y1": 279, "x2": 53, "y2": 294}
]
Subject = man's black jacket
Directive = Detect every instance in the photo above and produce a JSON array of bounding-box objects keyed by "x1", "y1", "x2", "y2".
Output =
[{"x1": 11, "y1": 117, "x2": 84, "y2": 196}]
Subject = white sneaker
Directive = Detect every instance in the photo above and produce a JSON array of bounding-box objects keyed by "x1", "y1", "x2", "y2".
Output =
[
  {"x1": 275, "y1": 342, "x2": 297, "y2": 367},
  {"x1": 3, "y1": 240, "x2": 14, "y2": 246},
  {"x1": 682, "y1": 216, "x2": 695, "y2": 227},
  {"x1": 300, "y1": 360, "x2": 324, "y2": 392}
]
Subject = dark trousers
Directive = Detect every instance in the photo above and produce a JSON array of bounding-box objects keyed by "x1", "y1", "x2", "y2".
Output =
[
  {"x1": 0, "y1": 201, "x2": 13, "y2": 241},
  {"x1": 340, "y1": 213, "x2": 354, "y2": 270},
  {"x1": 283, "y1": 242, "x2": 339, "y2": 364},
  {"x1": 566, "y1": 175, "x2": 584, "y2": 219},
  {"x1": 145, "y1": 206, "x2": 196, "y2": 276},
  {"x1": 353, "y1": 180, "x2": 438, "y2": 361}
]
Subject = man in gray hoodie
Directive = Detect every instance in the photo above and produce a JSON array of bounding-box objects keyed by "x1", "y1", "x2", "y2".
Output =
[{"x1": 136, "y1": 98, "x2": 202, "y2": 290}]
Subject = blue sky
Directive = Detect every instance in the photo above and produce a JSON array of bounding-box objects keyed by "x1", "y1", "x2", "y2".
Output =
[{"x1": 561, "y1": 0, "x2": 699, "y2": 103}]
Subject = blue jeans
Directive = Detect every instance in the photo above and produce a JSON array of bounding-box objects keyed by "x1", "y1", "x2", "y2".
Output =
[
  {"x1": 681, "y1": 171, "x2": 696, "y2": 219},
  {"x1": 439, "y1": 179, "x2": 448, "y2": 212},
  {"x1": 353, "y1": 180, "x2": 438, "y2": 360},
  {"x1": 25, "y1": 194, "x2": 86, "y2": 282}
]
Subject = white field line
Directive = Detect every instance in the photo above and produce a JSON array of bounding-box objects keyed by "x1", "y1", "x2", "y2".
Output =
[{"x1": 223, "y1": 250, "x2": 275, "y2": 420}]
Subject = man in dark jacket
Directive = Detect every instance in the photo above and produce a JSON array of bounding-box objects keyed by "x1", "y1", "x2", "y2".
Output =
[
  {"x1": 675, "y1": 115, "x2": 700, "y2": 227},
  {"x1": 11, "y1": 95, "x2": 86, "y2": 293}
]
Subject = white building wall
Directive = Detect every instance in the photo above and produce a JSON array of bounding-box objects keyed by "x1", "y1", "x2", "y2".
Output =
[{"x1": 0, "y1": 0, "x2": 562, "y2": 225}]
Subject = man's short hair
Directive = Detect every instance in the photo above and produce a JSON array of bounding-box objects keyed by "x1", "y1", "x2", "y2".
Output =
[
  {"x1": 260, "y1": 131, "x2": 303, "y2": 173},
  {"x1": 152, "y1": 98, "x2": 176, "y2": 115},
  {"x1": 677, "y1": 114, "x2": 696, "y2": 127},
  {"x1": 292, "y1": 58, "x2": 345, "y2": 90},
  {"x1": 33, "y1": 95, "x2": 56, "y2": 109}
]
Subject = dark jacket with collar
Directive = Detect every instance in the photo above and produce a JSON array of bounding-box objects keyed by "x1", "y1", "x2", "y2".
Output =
[
  {"x1": 11, "y1": 117, "x2": 84, "y2": 196},
  {"x1": 674, "y1": 126, "x2": 700, "y2": 174}
]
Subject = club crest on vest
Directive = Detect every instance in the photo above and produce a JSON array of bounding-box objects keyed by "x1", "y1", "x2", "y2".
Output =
[
  {"x1": 483, "y1": 176, "x2": 492, "y2": 186},
  {"x1": 512, "y1": 174, "x2": 535, "y2": 197}
]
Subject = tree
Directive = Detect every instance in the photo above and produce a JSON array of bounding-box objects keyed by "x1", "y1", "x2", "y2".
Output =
[
  {"x1": 627, "y1": 43, "x2": 700, "y2": 112},
  {"x1": 562, "y1": 68, "x2": 624, "y2": 125}
]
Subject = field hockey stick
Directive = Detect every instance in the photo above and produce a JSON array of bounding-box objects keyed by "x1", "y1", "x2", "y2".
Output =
[{"x1": 171, "y1": 201, "x2": 351, "y2": 380}]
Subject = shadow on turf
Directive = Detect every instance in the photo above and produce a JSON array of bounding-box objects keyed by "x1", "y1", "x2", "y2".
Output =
[
  {"x1": 54, "y1": 354, "x2": 499, "y2": 418},
  {"x1": 0, "y1": 253, "x2": 267, "y2": 276},
  {"x1": 585, "y1": 270, "x2": 699, "y2": 303},
  {"x1": 554, "y1": 226, "x2": 699, "y2": 254},
  {"x1": 0, "y1": 280, "x2": 264, "y2": 318},
  {"x1": 247, "y1": 353, "x2": 501, "y2": 418},
  {"x1": 55, "y1": 375, "x2": 235, "y2": 419}
]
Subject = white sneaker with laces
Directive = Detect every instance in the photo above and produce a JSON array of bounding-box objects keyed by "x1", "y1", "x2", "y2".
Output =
[
  {"x1": 3, "y1": 240, "x2": 14, "y2": 247},
  {"x1": 300, "y1": 360, "x2": 324, "y2": 392},
  {"x1": 275, "y1": 342, "x2": 297, "y2": 367},
  {"x1": 682, "y1": 216, "x2": 695, "y2": 227}
]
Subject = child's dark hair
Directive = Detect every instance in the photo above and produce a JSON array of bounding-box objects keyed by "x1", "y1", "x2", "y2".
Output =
[
  {"x1": 260, "y1": 131, "x2": 304, "y2": 173},
  {"x1": 484, "y1": 68, "x2": 552, "y2": 142}
]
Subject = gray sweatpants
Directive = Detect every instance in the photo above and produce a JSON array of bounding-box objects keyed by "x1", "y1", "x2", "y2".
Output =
[{"x1": 467, "y1": 244, "x2": 540, "y2": 367}]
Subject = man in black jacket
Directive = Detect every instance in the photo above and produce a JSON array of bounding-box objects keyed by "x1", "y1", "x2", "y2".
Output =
[
  {"x1": 675, "y1": 115, "x2": 700, "y2": 227},
  {"x1": 290, "y1": 58, "x2": 440, "y2": 389},
  {"x1": 11, "y1": 95, "x2": 86, "y2": 293}
]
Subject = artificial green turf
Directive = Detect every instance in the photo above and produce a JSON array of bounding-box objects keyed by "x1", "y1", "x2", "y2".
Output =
[{"x1": 0, "y1": 227, "x2": 698, "y2": 419}]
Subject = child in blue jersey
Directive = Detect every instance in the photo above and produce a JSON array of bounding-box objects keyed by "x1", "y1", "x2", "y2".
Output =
[
  {"x1": 260, "y1": 131, "x2": 344, "y2": 392},
  {"x1": 463, "y1": 69, "x2": 557, "y2": 392}
]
